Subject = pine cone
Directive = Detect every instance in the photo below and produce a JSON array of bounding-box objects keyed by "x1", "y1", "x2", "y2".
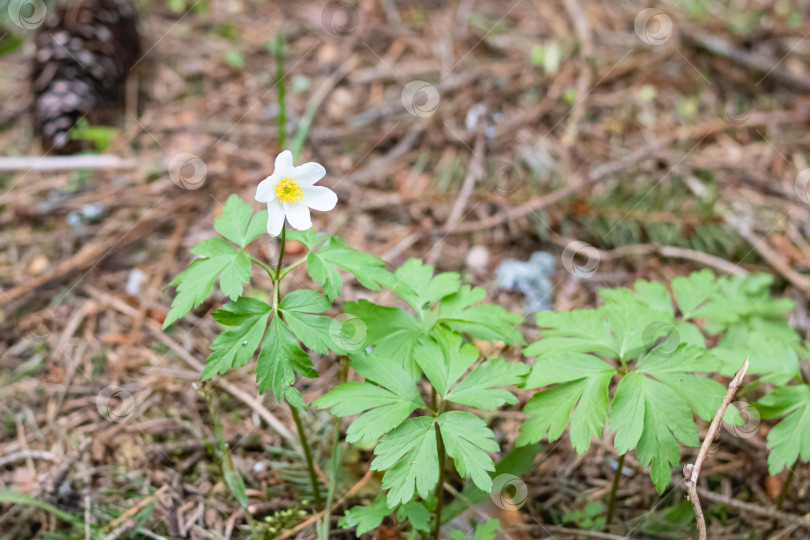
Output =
[{"x1": 30, "y1": 0, "x2": 140, "y2": 154}]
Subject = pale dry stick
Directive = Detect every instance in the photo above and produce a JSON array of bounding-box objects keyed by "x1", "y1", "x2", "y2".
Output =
[
  {"x1": 428, "y1": 129, "x2": 486, "y2": 266},
  {"x1": 119, "y1": 213, "x2": 188, "y2": 381},
  {"x1": 538, "y1": 525, "x2": 630, "y2": 539},
  {"x1": 101, "y1": 486, "x2": 168, "y2": 534},
  {"x1": 683, "y1": 358, "x2": 749, "y2": 540},
  {"x1": 143, "y1": 318, "x2": 299, "y2": 449},
  {"x1": 288, "y1": 54, "x2": 361, "y2": 156},
  {"x1": 683, "y1": 30, "x2": 810, "y2": 91},
  {"x1": 0, "y1": 450, "x2": 57, "y2": 468},
  {"x1": 560, "y1": 0, "x2": 593, "y2": 145},
  {"x1": 548, "y1": 236, "x2": 748, "y2": 276},
  {"x1": 443, "y1": 134, "x2": 672, "y2": 235},
  {"x1": 81, "y1": 284, "x2": 299, "y2": 448},
  {"x1": 727, "y1": 216, "x2": 810, "y2": 295},
  {"x1": 0, "y1": 155, "x2": 138, "y2": 172},
  {"x1": 2, "y1": 196, "x2": 196, "y2": 304},
  {"x1": 695, "y1": 488, "x2": 810, "y2": 531},
  {"x1": 51, "y1": 301, "x2": 97, "y2": 416},
  {"x1": 102, "y1": 520, "x2": 136, "y2": 540},
  {"x1": 275, "y1": 469, "x2": 374, "y2": 540},
  {"x1": 444, "y1": 109, "x2": 810, "y2": 236}
]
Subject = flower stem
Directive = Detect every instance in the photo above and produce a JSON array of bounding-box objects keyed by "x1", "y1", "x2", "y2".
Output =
[
  {"x1": 777, "y1": 466, "x2": 794, "y2": 511},
  {"x1": 606, "y1": 453, "x2": 625, "y2": 527},
  {"x1": 432, "y1": 422, "x2": 446, "y2": 540},
  {"x1": 278, "y1": 256, "x2": 307, "y2": 280},
  {"x1": 289, "y1": 402, "x2": 323, "y2": 510},
  {"x1": 275, "y1": 32, "x2": 286, "y2": 149},
  {"x1": 275, "y1": 224, "x2": 287, "y2": 280}
]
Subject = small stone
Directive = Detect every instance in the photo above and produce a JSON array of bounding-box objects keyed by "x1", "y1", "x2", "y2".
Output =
[
  {"x1": 125, "y1": 269, "x2": 148, "y2": 297},
  {"x1": 29, "y1": 255, "x2": 49, "y2": 275},
  {"x1": 466, "y1": 245, "x2": 489, "y2": 273}
]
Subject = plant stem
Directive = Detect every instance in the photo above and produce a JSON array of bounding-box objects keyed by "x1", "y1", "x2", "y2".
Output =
[
  {"x1": 289, "y1": 402, "x2": 323, "y2": 510},
  {"x1": 433, "y1": 422, "x2": 447, "y2": 540},
  {"x1": 275, "y1": 32, "x2": 286, "y2": 149},
  {"x1": 319, "y1": 358, "x2": 349, "y2": 539},
  {"x1": 776, "y1": 467, "x2": 794, "y2": 511},
  {"x1": 275, "y1": 224, "x2": 287, "y2": 280},
  {"x1": 278, "y1": 255, "x2": 307, "y2": 280},
  {"x1": 606, "y1": 453, "x2": 625, "y2": 527}
]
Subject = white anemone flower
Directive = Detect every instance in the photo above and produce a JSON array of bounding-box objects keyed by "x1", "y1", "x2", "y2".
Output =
[{"x1": 255, "y1": 150, "x2": 337, "y2": 236}]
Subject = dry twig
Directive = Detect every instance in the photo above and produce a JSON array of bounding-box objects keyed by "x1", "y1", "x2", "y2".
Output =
[{"x1": 683, "y1": 358, "x2": 749, "y2": 540}]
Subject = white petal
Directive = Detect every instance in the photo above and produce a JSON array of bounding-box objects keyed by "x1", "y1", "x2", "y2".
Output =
[
  {"x1": 303, "y1": 185, "x2": 337, "y2": 211},
  {"x1": 294, "y1": 162, "x2": 326, "y2": 185},
  {"x1": 266, "y1": 199, "x2": 285, "y2": 236},
  {"x1": 275, "y1": 150, "x2": 294, "y2": 175},
  {"x1": 284, "y1": 201, "x2": 312, "y2": 230},
  {"x1": 255, "y1": 175, "x2": 278, "y2": 203}
]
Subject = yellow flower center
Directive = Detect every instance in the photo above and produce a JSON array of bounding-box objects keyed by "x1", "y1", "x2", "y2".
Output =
[{"x1": 274, "y1": 177, "x2": 304, "y2": 203}]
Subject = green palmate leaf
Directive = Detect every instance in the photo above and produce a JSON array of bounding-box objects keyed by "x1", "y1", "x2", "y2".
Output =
[
  {"x1": 313, "y1": 354, "x2": 425, "y2": 442},
  {"x1": 340, "y1": 498, "x2": 430, "y2": 535},
  {"x1": 213, "y1": 194, "x2": 268, "y2": 249},
  {"x1": 391, "y1": 259, "x2": 461, "y2": 312},
  {"x1": 340, "y1": 497, "x2": 391, "y2": 535},
  {"x1": 610, "y1": 371, "x2": 700, "y2": 492},
  {"x1": 279, "y1": 289, "x2": 347, "y2": 355},
  {"x1": 256, "y1": 315, "x2": 317, "y2": 402},
  {"x1": 164, "y1": 237, "x2": 251, "y2": 327},
  {"x1": 671, "y1": 269, "x2": 716, "y2": 320},
  {"x1": 397, "y1": 501, "x2": 431, "y2": 532},
  {"x1": 638, "y1": 345, "x2": 726, "y2": 421},
  {"x1": 286, "y1": 228, "x2": 322, "y2": 250},
  {"x1": 307, "y1": 236, "x2": 393, "y2": 300},
  {"x1": 697, "y1": 273, "x2": 794, "y2": 332},
  {"x1": 437, "y1": 285, "x2": 525, "y2": 344},
  {"x1": 371, "y1": 416, "x2": 439, "y2": 507},
  {"x1": 445, "y1": 358, "x2": 528, "y2": 409},
  {"x1": 518, "y1": 353, "x2": 616, "y2": 452},
  {"x1": 345, "y1": 299, "x2": 423, "y2": 377},
  {"x1": 415, "y1": 330, "x2": 527, "y2": 408},
  {"x1": 414, "y1": 330, "x2": 477, "y2": 398},
  {"x1": 634, "y1": 280, "x2": 674, "y2": 317},
  {"x1": 755, "y1": 385, "x2": 810, "y2": 475},
  {"x1": 714, "y1": 324, "x2": 800, "y2": 384},
  {"x1": 449, "y1": 519, "x2": 500, "y2": 540},
  {"x1": 306, "y1": 251, "x2": 343, "y2": 300},
  {"x1": 279, "y1": 289, "x2": 330, "y2": 313},
  {"x1": 438, "y1": 411, "x2": 498, "y2": 492},
  {"x1": 599, "y1": 288, "x2": 670, "y2": 360},
  {"x1": 202, "y1": 297, "x2": 272, "y2": 380},
  {"x1": 528, "y1": 309, "x2": 617, "y2": 357}
]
